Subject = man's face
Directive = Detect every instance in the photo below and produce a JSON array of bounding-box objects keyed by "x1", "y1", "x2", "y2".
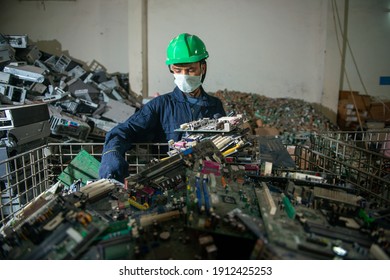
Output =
[{"x1": 170, "y1": 62, "x2": 204, "y2": 76}]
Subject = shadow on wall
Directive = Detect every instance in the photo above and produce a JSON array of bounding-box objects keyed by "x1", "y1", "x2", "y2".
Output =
[{"x1": 34, "y1": 39, "x2": 62, "y2": 56}]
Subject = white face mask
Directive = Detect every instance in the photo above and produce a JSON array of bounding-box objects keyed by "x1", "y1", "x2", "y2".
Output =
[{"x1": 174, "y1": 74, "x2": 202, "y2": 93}]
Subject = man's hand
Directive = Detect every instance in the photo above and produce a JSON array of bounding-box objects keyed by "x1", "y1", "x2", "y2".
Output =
[{"x1": 99, "y1": 150, "x2": 129, "y2": 183}]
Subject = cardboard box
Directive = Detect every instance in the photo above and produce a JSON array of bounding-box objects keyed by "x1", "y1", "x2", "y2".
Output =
[
  {"x1": 337, "y1": 91, "x2": 371, "y2": 129},
  {"x1": 339, "y1": 90, "x2": 359, "y2": 100},
  {"x1": 339, "y1": 91, "x2": 371, "y2": 111},
  {"x1": 369, "y1": 102, "x2": 390, "y2": 122}
]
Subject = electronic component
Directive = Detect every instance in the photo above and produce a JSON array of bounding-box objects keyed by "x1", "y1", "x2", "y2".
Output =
[
  {"x1": 54, "y1": 54, "x2": 72, "y2": 73},
  {"x1": 77, "y1": 179, "x2": 116, "y2": 202},
  {"x1": 0, "y1": 72, "x2": 11, "y2": 84},
  {"x1": 258, "y1": 136, "x2": 296, "y2": 168},
  {"x1": 257, "y1": 182, "x2": 276, "y2": 215},
  {"x1": 3, "y1": 64, "x2": 46, "y2": 83},
  {"x1": 0, "y1": 34, "x2": 15, "y2": 63},
  {"x1": 3, "y1": 35, "x2": 28, "y2": 48},
  {"x1": 56, "y1": 98, "x2": 98, "y2": 115},
  {"x1": 23, "y1": 45, "x2": 43, "y2": 64},
  {"x1": 0, "y1": 83, "x2": 26, "y2": 104},
  {"x1": 101, "y1": 98, "x2": 136, "y2": 123},
  {"x1": 177, "y1": 114, "x2": 246, "y2": 132},
  {"x1": 48, "y1": 105, "x2": 91, "y2": 140},
  {"x1": 0, "y1": 103, "x2": 50, "y2": 146},
  {"x1": 3, "y1": 195, "x2": 107, "y2": 260},
  {"x1": 67, "y1": 65, "x2": 86, "y2": 79}
]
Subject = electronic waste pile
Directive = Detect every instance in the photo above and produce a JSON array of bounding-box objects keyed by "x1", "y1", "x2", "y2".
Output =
[{"x1": 0, "y1": 33, "x2": 142, "y2": 158}]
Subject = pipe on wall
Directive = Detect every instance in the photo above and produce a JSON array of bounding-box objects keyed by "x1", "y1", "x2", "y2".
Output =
[{"x1": 141, "y1": 0, "x2": 148, "y2": 97}]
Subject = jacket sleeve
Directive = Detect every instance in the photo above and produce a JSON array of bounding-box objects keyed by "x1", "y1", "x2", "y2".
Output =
[{"x1": 102, "y1": 101, "x2": 158, "y2": 156}]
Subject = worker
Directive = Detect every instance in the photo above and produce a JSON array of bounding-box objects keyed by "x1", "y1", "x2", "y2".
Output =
[{"x1": 99, "y1": 33, "x2": 226, "y2": 182}]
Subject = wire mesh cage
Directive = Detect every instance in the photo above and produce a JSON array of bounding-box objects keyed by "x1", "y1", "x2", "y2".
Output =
[
  {"x1": 2, "y1": 131, "x2": 390, "y2": 228},
  {"x1": 294, "y1": 130, "x2": 390, "y2": 207},
  {"x1": 0, "y1": 142, "x2": 169, "y2": 228}
]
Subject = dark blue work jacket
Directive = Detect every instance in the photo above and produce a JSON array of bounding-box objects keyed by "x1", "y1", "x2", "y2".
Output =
[{"x1": 103, "y1": 86, "x2": 226, "y2": 155}]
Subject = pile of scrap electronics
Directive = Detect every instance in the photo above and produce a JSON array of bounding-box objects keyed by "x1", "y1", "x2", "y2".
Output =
[{"x1": 0, "y1": 33, "x2": 142, "y2": 154}]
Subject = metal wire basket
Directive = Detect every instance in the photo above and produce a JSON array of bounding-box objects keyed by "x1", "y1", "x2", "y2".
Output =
[
  {"x1": 294, "y1": 130, "x2": 390, "y2": 207},
  {"x1": 0, "y1": 142, "x2": 168, "y2": 227}
]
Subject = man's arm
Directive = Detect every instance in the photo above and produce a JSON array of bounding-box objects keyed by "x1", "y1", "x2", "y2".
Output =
[{"x1": 99, "y1": 103, "x2": 158, "y2": 181}]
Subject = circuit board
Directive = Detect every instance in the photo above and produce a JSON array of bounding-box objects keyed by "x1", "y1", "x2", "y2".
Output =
[{"x1": 5, "y1": 195, "x2": 107, "y2": 260}]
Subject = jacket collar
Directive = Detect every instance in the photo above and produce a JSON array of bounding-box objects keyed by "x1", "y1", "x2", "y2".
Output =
[{"x1": 171, "y1": 86, "x2": 218, "y2": 105}]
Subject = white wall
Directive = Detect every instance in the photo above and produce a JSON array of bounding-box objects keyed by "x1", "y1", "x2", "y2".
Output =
[
  {"x1": 342, "y1": 0, "x2": 390, "y2": 99},
  {"x1": 0, "y1": 0, "x2": 129, "y2": 73},
  {"x1": 148, "y1": 0, "x2": 328, "y2": 105}
]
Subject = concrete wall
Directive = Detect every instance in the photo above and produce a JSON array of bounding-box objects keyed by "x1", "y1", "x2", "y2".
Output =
[{"x1": 1, "y1": 0, "x2": 389, "y2": 123}]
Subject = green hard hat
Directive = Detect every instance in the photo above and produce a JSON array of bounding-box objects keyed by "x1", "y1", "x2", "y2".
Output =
[{"x1": 166, "y1": 33, "x2": 209, "y2": 65}]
